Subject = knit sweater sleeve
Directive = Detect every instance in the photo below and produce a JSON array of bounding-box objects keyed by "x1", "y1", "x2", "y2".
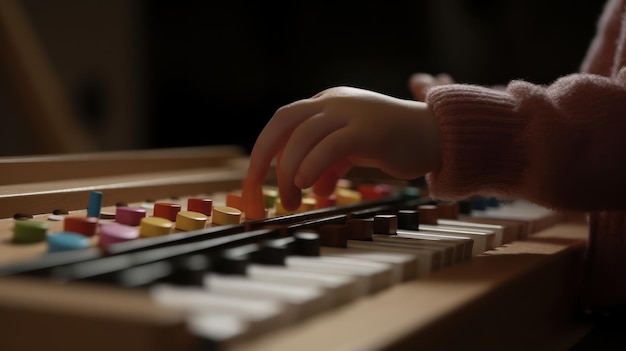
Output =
[{"x1": 425, "y1": 70, "x2": 626, "y2": 211}]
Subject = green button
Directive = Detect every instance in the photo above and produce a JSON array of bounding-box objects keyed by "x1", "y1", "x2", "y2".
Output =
[{"x1": 13, "y1": 220, "x2": 49, "y2": 243}]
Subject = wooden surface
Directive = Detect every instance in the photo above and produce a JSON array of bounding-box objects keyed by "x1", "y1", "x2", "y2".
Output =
[{"x1": 0, "y1": 276, "x2": 200, "y2": 351}]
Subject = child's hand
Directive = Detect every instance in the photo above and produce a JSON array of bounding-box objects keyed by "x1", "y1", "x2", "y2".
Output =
[
  {"x1": 245, "y1": 86, "x2": 441, "y2": 212},
  {"x1": 408, "y1": 73, "x2": 454, "y2": 101}
]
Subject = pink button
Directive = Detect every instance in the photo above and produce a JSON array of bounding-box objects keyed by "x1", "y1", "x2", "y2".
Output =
[
  {"x1": 116, "y1": 207, "x2": 146, "y2": 226},
  {"x1": 98, "y1": 222, "x2": 140, "y2": 249}
]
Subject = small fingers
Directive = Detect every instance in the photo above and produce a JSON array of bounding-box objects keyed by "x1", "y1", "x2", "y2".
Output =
[
  {"x1": 312, "y1": 160, "x2": 354, "y2": 197},
  {"x1": 296, "y1": 127, "x2": 365, "y2": 190},
  {"x1": 275, "y1": 146, "x2": 304, "y2": 211},
  {"x1": 408, "y1": 73, "x2": 435, "y2": 101},
  {"x1": 246, "y1": 98, "x2": 322, "y2": 183},
  {"x1": 408, "y1": 72, "x2": 454, "y2": 101},
  {"x1": 278, "y1": 112, "x2": 346, "y2": 186}
]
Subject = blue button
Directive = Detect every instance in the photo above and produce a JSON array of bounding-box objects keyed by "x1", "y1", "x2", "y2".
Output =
[{"x1": 47, "y1": 232, "x2": 90, "y2": 253}]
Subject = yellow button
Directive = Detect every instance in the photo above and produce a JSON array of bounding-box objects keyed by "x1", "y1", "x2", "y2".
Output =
[
  {"x1": 274, "y1": 198, "x2": 292, "y2": 216},
  {"x1": 299, "y1": 197, "x2": 317, "y2": 212},
  {"x1": 335, "y1": 187, "x2": 362, "y2": 206},
  {"x1": 139, "y1": 217, "x2": 173, "y2": 237},
  {"x1": 176, "y1": 210, "x2": 208, "y2": 231},
  {"x1": 212, "y1": 205, "x2": 242, "y2": 225}
]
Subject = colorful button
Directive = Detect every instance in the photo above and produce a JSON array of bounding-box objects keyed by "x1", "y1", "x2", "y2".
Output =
[
  {"x1": 47, "y1": 232, "x2": 90, "y2": 253},
  {"x1": 357, "y1": 183, "x2": 393, "y2": 201},
  {"x1": 299, "y1": 197, "x2": 317, "y2": 212},
  {"x1": 187, "y1": 198, "x2": 213, "y2": 216},
  {"x1": 211, "y1": 206, "x2": 242, "y2": 225},
  {"x1": 13, "y1": 220, "x2": 48, "y2": 243},
  {"x1": 274, "y1": 197, "x2": 316, "y2": 215},
  {"x1": 176, "y1": 211, "x2": 208, "y2": 231},
  {"x1": 115, "y1": 207, "x2": 146, "y2": 226},
  {"x1": 64, "y1": 216, "x2": 99, "y2": 237},
  {"x1": 242, "y1": 177, "x2": 266, "y2": 220},
  {"x1": 225, "y1": 191, "x2": 244, "y2": 211},
  {"x1": 313, "y1": 193, "x2": 337, "y2": 209},
  {"x1": 262, "y1": 188, "x2": 278, "y2": 209},
  {"x1": 274, "y1": 199, "x2": 293, "y2": 216},
  {"x1": 139, "y1": 217, "x2": 173, "y2": 237},
  {"x1": 87, "y1": 191, "x2": 103, "y2": 218},
  {"x1": 153, "y1": 202, "x2": 181, "y2": 221},
  {"x1": 99, "y1": 222, "x2": 140, "y2": 248},
  {"x1": 334, "y1": 187, "x2": 362, "y2": 206}
]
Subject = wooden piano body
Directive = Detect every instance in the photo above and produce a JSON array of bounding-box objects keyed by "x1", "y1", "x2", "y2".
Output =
[{"x1": 0, "y1": 145, "x2": 592, "y2": 351}]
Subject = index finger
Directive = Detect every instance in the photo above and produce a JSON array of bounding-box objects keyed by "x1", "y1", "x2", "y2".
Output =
[
  {"x1": 243, "y1": 98, "x2": 322, "y2": 218},
  {"x1": 246, "y1": 98, "x2": 322, "y2": 183}
]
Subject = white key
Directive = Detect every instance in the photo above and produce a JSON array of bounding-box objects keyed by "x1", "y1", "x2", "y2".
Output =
[
  {"x1": 371, "y1": 233, "x2": 462, "y2": 265},
  {"x1": 149, "y1": 284, "x2": 291, "y2": 337},
  {"x1": 204, "y1": 274, "x2": 332, "y2": 320},
  {"x1": 245, "y1": 264, "x2": 359, "y2": 307},
  {"x1": 186, "y1": 312, "x2": 249, "y2": 345},
  {"x1": 411, "y1": 225, "x2": 495, "y2": 255},
  {"x1": 284, "y1": 255, "x2": 393, "y2": 294},
  {"x1": 345, "y1": 240, "x2": 439, "y2": 277},
  {"x1": 320, "y1": 246, "x2": 419, "y2": 283},
  {"x1": 437, "y1": 219, "x2": 505, "y2": 246},
  {"x1": 386, "y1": 230, "x2": 473, "y2": 261}
]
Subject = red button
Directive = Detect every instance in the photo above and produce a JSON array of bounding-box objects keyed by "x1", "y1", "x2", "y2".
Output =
[
  {"x1": 187, "y1": 198, "x2": 213, "y2": 216},
  {"x1": 63, "y1": 216, "x2": 99, "y2": 237},
  {"x1": 153, "y1": 203, "x2": 181, "y2": 221}
]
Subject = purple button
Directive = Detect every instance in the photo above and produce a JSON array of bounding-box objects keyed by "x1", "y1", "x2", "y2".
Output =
[{"x1": 115, "y1": 206, "x2": 146, "y2": 226}]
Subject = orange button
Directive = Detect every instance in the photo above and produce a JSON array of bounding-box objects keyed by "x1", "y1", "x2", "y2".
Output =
[
  {"x1": 242, "y1": 177, "x2": 266, "y2": 220},
  {"x1": 226, "y1": 191, "x2": 244, "y2": 211}
]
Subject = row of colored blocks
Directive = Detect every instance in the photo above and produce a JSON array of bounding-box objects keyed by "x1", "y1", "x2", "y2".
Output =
[
  {"x1": 12, "y1": 182, "x2": 400, "y2": 253},
  {"x1": 12, "y1": 192, "x2": 245, "y2": 253},
  {"x1": 224, "y1": 182, "x2": 396, "y2": 218}
]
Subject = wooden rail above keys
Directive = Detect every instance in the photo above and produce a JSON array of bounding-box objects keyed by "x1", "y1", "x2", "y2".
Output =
[
  {"x1": 0, "y1": 166, "x2": 246, "y2": 219},
  {"x1": 0, "y1": 145, "x2": 249, "y2": 185},
  {"x1": 0, "y1": 145, "x2": 250, "y2": 218}
]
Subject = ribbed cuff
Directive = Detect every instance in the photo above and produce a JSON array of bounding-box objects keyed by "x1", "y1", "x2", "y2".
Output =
[{"x1": 425, "y1": 84, "x2": 527, "y2": 200}]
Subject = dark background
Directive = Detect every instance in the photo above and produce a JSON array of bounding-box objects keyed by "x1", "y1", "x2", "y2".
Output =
[{"x1": 0, "y1": 0, "x2": 606, "y2": 156}]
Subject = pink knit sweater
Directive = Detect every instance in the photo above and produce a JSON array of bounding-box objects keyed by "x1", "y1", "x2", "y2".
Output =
[{"x1": 425, "y1": 0, "x2": 626, "y2": 212}]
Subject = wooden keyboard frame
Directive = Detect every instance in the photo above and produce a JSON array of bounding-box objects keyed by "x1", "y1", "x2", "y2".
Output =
[{"x1": 0, "y1": 146, "x2": 592, "y2": 351}]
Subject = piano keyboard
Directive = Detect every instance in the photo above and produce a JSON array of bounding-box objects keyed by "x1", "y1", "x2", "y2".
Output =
[{"x1": 0, "y1": 146, "x2": 591, "y2": 351}]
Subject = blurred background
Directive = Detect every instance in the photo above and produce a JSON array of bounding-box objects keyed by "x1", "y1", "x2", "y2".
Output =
[{"x1": 0, "y1": 0, "x2": 605, "y2": 157}]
